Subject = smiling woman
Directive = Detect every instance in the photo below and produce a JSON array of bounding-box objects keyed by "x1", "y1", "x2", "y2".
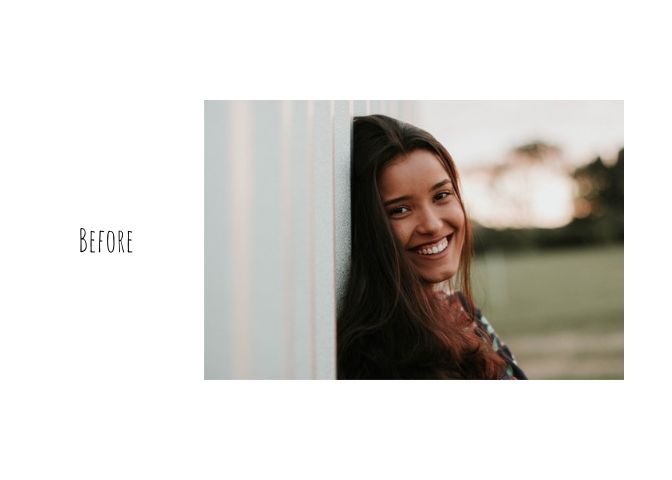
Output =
[{"x1": 338, "y1": 115, "x2": 527, "y2": 379}]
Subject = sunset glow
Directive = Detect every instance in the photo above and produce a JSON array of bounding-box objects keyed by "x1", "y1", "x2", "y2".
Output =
[{"x1": 462, "y1": 165, "x2": 576, "y2": 229}]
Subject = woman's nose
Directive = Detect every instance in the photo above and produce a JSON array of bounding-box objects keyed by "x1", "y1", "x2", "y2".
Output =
[{"x1": 416, "y1": 207, "x2": 442, "y2": 234}]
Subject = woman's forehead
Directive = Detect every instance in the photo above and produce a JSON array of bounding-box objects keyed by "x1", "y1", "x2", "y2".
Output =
[{"x1": 378, "y1": 150, "x2": 452, "y2": 195}]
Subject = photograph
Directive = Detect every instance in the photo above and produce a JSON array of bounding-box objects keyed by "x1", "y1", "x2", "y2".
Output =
[{"x1": 205, "y1": 100, "x2": 624, "y2": 380}]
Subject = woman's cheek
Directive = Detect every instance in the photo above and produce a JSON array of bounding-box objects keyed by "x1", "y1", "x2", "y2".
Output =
[{"x1": 394, "y1": 221, "x2": 414, "y2": 247}]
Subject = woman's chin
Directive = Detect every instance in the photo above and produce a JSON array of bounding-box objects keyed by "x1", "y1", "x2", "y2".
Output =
[
  {"x1": 418, "y1": 268, "x2": 458, "y2": 285},
  {"x1": 410, "y1": 254, "x2": 461, "y2": 284}
]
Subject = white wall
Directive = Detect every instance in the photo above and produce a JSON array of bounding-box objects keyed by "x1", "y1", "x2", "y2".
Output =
[
  {"x1": 205, "y1": 100, "x2": 416, "y2": 379},
  {"x1": 205, "y1": 101, "x2": 348, "y2": 379}
]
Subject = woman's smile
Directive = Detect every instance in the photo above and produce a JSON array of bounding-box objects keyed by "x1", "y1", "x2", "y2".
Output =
[{"x1": 411, "y1": 234, "x2": 452, "y2": 257}]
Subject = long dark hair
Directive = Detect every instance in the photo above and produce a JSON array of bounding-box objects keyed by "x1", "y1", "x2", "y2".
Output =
[{"x1": 337, "y1": 114, "x2": 506, "y2": 379}]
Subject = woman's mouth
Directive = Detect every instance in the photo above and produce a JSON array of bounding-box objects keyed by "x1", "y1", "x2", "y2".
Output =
[{"x1": 413, "y1": 234, "x2": 453, "y2": 257}]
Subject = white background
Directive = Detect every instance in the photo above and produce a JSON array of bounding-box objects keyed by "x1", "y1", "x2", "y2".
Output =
[{"x1": 0, "y1": 1, "x2": 668, "y2": 479}]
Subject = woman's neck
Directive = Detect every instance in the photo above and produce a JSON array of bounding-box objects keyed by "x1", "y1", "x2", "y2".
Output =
[{"x1": 429, "y1": 280, "x2": 454, "y2": 297}]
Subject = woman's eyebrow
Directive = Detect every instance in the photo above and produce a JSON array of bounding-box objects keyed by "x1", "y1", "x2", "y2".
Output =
[
  {"x1": 383, "y1": 178, "x2": 452, "y2": 206},
  {"x1": 383, "y1": 195, "x2": 411, "y2": 207},
  {"x1": 430, "y1": 179, "x2": 452, "y2": 191}
]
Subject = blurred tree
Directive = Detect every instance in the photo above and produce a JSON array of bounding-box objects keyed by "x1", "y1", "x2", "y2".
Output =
[
  {"x1": 571, "y1": 148, "x2": 624, "y2": 242},
  {"x1": 573, "y1": 148, "x2": 624, "y2": 219},
  {"x1": 473, "y1": 147, "x2": 624, "y2": 254},
  {"x1": 513, "y1": 141, "x2": 563, "y2": 165}
]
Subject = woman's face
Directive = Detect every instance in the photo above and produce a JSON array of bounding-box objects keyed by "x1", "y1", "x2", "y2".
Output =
[{"x1": 378, "y1": 149, "x2": 466, "y2": 284}]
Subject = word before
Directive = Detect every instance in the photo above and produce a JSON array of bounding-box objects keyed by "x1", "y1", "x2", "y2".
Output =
[{"x1": 80, "y1": 228, "x2": 133, "y2": 253}]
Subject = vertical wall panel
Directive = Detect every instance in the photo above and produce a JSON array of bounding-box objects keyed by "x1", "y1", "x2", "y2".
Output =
[
  {"x1": 333, "y1": 101, "x2": 352, "y2": 315},
  {"x1": 248, "y1": 102, "x2": 285, "y2": 378},
  {"x1": 312, "y1": 101, "x2": 336, "y2": 379},
  {"x1": 353, "y1": 100, "x2": 370, "y2": 116},
  {"x1": 204, "y1": 102, "x2": 232, "y2": 380},
  {"x1": 228, "y1": 101, "x2": 253, "y2": 378},
  {"x1": 279, "y1": 101, "x2": 295, "y2": 378},
  {"x1": 290, "y1": 101, "x2": 312, "y2": 378}
]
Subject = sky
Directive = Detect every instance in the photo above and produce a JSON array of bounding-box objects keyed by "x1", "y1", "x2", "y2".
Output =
[{"x1": 414, "y1": 100, "x2": 624, "y2": 170}]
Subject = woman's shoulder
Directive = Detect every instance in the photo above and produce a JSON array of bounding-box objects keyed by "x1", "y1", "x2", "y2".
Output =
[
  {"x1": 450, "y1": 290, "x2": 528, "y2": 380},
  {"x1": 445, "y1": 290, "x2": 482, "y2": 318}
]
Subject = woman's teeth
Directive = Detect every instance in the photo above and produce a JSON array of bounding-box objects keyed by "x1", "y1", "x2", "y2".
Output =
[{"x1": 416, "y1": 236, "x2": 449, "y2": 255}]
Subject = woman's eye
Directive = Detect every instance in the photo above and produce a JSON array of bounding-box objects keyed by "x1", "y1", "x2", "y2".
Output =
[
  {"x1": 434, "y1": 191, "x2": 453, "y2": 201},
  {"x1": 389, "y1": 206, "x2": 410, "y2": 217}
]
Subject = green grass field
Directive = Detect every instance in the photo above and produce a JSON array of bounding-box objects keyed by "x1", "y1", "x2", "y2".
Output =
[{"x1": 472, "y1": 245, "x2": 624, "y2": 379}]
